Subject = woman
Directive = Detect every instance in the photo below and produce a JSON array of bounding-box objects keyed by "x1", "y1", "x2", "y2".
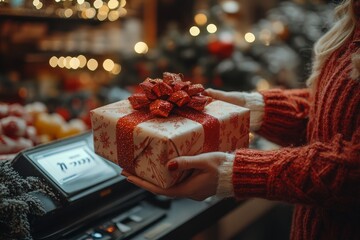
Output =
[{"x1": 123, "y1": 0, "x2": 360, "y2": 239}]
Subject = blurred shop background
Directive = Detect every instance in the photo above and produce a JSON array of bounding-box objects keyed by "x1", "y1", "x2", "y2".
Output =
[
  {"x1": 0, "y1": 1, "x2": 335, "y2": 238},
  {"x1": 0, "y1": 0, "x2": 335, "y2": 149}
]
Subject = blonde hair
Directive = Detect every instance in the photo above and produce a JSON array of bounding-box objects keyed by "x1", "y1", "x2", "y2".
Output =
[{"x1": 307, "y1": 0, "x2": 357, "y2": 86}]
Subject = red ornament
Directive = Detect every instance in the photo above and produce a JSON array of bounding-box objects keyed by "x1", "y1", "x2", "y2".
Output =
[
  {"x1": 207, "y1": 40, "x2": 234, "y2": 59},
  {"x1": 1, "y1": 116, "x2": 27, "y2": 138},
  {"x1": 55, "y1": 107, "x2": 71, "y2": 121}
]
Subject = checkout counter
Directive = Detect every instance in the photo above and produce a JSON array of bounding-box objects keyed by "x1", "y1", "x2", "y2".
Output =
[{"x1": 11, "y1": 132, "x2": 276, "y2": 240}]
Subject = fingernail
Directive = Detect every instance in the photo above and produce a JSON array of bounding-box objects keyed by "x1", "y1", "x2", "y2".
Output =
[
  {"x1": 168, "y1": 161, "x2": 178, "y2": 171},
  {"x1": 126, "y1": 177, "x2": 133, "y2": 183}
]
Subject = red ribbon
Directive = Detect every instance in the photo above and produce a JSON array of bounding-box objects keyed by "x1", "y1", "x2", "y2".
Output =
[
  {"x1": 173, "y1": 108, "x2": 220, "y2": 152},
  {"x1": 116, "y1": 109, "x2": 154, "y2": 173},
  {"x1": 116, "y1": 106, "x2": 220, "y2": 175},
  {"x1": 128, "y1": 72, "x2": 211, "y2": 117}
]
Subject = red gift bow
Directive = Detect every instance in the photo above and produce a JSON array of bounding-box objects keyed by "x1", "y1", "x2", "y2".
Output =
[{"x1": 128, "y1": 72, "x2": 212, "y2": 117}]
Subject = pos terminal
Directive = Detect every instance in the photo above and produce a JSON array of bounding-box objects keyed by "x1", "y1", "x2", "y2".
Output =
[{"x1": 11, "y1": 132, "x2": 167, "y2": 240}]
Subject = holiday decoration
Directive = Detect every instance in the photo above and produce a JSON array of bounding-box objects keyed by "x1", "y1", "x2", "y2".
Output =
[
  {"x1": 0, "y1": 103, "x2": 38, "y2": 157},
  {"x1": 0, "y1": 101, "x2": 89, "y2": 160},
  {"x1": 91, "y1": 73, "x2": 250, "y2": 188}
]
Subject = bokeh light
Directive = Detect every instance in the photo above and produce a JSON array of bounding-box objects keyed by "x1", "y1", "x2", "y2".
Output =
[
  {"x1": 194, "y1": 13, "x2": 207, "y2": 26},
  {"x1": 134, "y1": 42, "x2": 149, "y2": 54},
  {"x1": 244, "y1": 32, "x2": 256, "y2": 43},
  {"x1": 207, "y1": 24, "x2": 217, "y2": 33},
  {"x1": 87, "y1": 58, "x2": 98, "y2": 71},
  {"x1": 49, "y1": 56, "x2": 58, "y2": 68},
  {"x1": 189, "y1": 26, "x2": 200, "y2": 36},
  {"x1": 103, "y1": 59, "x2": 115, "y2": 71}
]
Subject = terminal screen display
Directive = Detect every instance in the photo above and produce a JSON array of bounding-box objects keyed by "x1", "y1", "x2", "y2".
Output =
[{"x1": 29, "y1": 141, "x2": 118, "y2": 195}]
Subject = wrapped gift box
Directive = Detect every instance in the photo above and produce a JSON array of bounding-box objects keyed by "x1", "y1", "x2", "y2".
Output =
[
  {"x1": 91, "y1": 73, "x2": 249, "y2": 188},
  {"x1": 91, "y1": 100, "x2": 249, "y2": 188}
]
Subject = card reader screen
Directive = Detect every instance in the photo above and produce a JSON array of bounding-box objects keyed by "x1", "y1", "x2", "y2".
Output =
[{"x1": 29, "y1": 141, "x2": 118, "y2": 195}]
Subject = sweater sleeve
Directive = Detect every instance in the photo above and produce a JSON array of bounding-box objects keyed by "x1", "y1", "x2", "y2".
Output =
[
  {"x1": 232, "y1": 127, "x2": 360, "y2": 209},
  {"x1": 242, "y1": 92, "x2": 265, "y2": 131},
  {"x1": 216, "y1": 153, "x2": 235, "y2": 198},
  {"x1": 256, "y1": 88, "x2": 311, "y2": 147}
]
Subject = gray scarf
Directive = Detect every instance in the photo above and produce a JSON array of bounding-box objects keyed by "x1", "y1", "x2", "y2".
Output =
[{"x1": 0, "y1": 161, "x2": 54, "y2": 240}]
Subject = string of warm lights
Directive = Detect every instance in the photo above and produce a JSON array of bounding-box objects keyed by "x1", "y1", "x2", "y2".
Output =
[
  {"x1": 29, "y1": 0, "x2": 127, "y2": 21},
  {"x1": 47, "y1": 39, "x2": 148, "y2": 71},
  {"x1": 49, "y1": 55, "x2": 121, "y2": 75}
]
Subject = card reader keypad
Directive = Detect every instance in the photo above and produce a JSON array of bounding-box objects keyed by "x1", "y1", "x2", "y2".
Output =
[{"x1": 68, "y1": 202, "x2": 166, "y2": 240}]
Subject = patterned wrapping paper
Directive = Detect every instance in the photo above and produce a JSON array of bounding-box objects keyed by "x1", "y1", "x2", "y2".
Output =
[{"x1": 91, "y1": 99, "x2": 250, "y2": 188}]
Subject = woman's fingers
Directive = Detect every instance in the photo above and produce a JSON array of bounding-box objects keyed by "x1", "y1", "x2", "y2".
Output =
[
  {"x1": 167, "y1": 156, "x2": 205, "y2": 172},
  {"x1": 121, "y1": 170, "x2": 131, "y2": 177},
  {"x1": 123, "y1": 152, "x2": 230, "y2": 200},
  {"x1": 205, "y1": 88, "x2": 227, "y2": 100},
  {"x1": 205, "y1": 88, "x2": 245, "y2": 106},
  {"x1": 167, "y1": 152, "x2": 226, "y2": 172},
  {"x1": 127, "y1": 175, "x2": 167, "y2": 195},
  {"x1": 122, "y1": 171, "x2": 178, "y2": 197},
  {"x1": 127, "y1": 174, "x2": 188, "y2": 198}
]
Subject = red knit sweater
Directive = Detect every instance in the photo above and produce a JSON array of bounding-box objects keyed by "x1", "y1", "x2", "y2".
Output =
[{"x1": 232, "y1": 23, "x2": 360, "y2": 239}]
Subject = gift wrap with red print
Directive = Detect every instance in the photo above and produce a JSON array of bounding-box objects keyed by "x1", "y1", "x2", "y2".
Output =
[{"x1": 91, "y1": 100, "x2": 249, "y2": 188}]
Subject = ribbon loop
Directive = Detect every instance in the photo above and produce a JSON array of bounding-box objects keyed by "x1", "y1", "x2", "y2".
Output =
[
  {"x1": 128, "y1": 93, "x2": 151, "y2": 109},
  {"x1": 152, "y1": 80, "x2": 173, "y2": 98},
  {"x1": 163, "y1": 72, "x2": 183, "y2": 83},
  {"x1": 187, "y1": 95, "x2": 212, "y2": 111},
  {"x1": 128, "y1": 72, "x2": 211, "y2": 117},
  {"x1": 168, "y1": 90, "x2": 190, "y2": 107},
  {"x1": 150, "y1": 99, "x2": 174, "y2": 117}
]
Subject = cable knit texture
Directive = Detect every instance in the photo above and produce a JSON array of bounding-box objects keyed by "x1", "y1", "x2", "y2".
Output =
[{"x1": 232, "y1": 22, "x2": 360, "y2": 239}]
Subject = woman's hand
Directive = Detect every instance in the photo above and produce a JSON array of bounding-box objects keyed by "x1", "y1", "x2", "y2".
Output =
[
  {"x1": 205, "y1": 88, "x2": 246, "y2": 107},
  {"x1": 122, "y1": 152, "x2": 232, "y2": 201}
]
